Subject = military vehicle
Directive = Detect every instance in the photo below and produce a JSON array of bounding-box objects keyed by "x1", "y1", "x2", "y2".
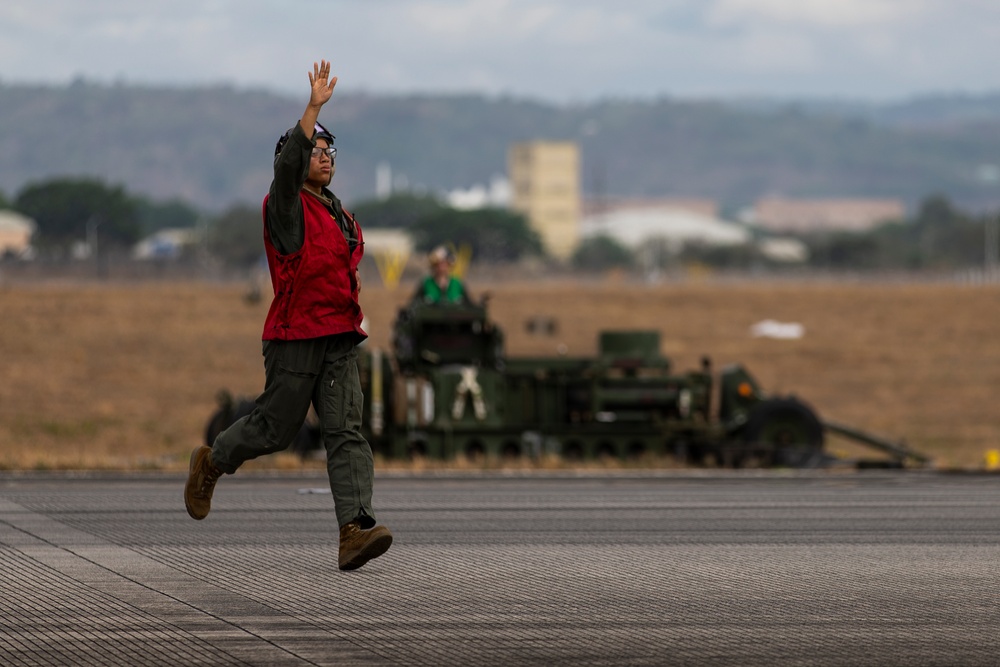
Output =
[{"x1": 357, "y1": 300, "x2": 928, "y2": 468}]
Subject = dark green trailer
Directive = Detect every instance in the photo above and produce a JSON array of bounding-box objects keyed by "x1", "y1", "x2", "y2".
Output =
[{"x1": 357, "y1": 301, "x2": 924, "y2": 469}]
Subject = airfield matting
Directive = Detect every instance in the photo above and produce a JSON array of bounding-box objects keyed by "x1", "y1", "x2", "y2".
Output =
[{"x1": 2, "y1": 470, "x2": 999, "y2": 666}]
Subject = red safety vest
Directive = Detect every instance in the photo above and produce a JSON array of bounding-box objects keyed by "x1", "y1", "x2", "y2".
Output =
[{"x1": 260, "y1": 192, "x2": 367, "y2": 341}]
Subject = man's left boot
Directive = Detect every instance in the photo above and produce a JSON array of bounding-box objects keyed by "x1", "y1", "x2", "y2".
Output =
[
  {"x1": 339, "y1": 521, "x2": 393, "y2": 571},
  {"x1": 184, "y1": 445, "x2": 222, "y2": 520}
]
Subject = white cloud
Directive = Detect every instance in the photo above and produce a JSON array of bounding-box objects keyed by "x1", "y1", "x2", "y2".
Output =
[
  {"x1": 406, "y1": 0, "x2": 560, "y2": 39},
  {"x1": 708, "y1": 0, "x2": 920, "y2": 28},
  {"x1": 3, "y1": 0, "x2": 1000, "y2": 101}
]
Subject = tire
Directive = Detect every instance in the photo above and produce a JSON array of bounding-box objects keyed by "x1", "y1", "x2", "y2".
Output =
[{"x1": 741, "y1": 398, "x2": 825, "y2": 468}]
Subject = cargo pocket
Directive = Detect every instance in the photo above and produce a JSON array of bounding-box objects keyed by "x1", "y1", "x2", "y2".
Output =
[
  {"x1": 324, "y1": 350, "x2": 364, "y2": 431},
  {"x1": 260, "y1": 340, "x2": 320, "y2": 450},
  {"x1": 274, "y1": 339, "x2": 322, "y2": 378}
]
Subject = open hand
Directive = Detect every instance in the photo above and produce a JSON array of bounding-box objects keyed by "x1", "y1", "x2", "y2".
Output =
[{"x1": 308, "y1": 60, "x2": 337, "y2": 107}]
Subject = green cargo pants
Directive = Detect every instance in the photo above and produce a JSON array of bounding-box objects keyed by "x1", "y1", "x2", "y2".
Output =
[{"x1": 211, "y1": 333, "x2": 376, "y2": 529}]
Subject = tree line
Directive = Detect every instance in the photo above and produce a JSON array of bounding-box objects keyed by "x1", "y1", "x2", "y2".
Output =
[
  {"x1": 572, "y1": 195, "x2": 1000, "y2": 274},
  {"x1": 0, "y1": 178, "x2": 542, "y2": 267},
  {"x1": 1, "y1": 177, "x2": 996, "y2": 275}
]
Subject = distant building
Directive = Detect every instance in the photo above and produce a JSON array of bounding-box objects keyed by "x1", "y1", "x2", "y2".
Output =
[
  {"x1": 756, "y1": 237, "x2": 810, "y2": 263},
  {"x1": 0, "y1": 210, "x2": 36, "y2": 257},
  {"x1": 583, "y1": 196, "x2": 719, "y2": 219},
  {"x1": 447, "y1": 175, "x2": 511, "y2": 210},
  {"x1": 508, "y1": 141, "x2": 581, "y2": 261},
  {"x1": 581, "y1": 205, "x2": 812, "y2": 264},
  {"x1": 751, "y1": 197, "x2": 906, "y2": 233},
  {"x1": 132, "y1": 228, "x2": 199, "y2": 260},
  {"x1": 580, "y1": 205, "x2": 750, "y2": 251}
]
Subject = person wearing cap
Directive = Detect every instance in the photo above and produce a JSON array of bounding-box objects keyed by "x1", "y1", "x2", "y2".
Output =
[
  {"x1": 412, "y1": 245, "x2": 472, "y2": 305},
  {"x1": 185, "y1": 60, "x2": 392, "y2": 572}
]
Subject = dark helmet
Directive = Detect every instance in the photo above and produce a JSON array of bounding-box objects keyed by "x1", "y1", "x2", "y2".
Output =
[{"x1": 274, "y1": 121, "x2": 335, "y2": 158}]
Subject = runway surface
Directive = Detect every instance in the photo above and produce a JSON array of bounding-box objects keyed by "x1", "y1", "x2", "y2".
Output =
[{"x1": 1, "y1": 470, "x2": 999, "y2": 666}]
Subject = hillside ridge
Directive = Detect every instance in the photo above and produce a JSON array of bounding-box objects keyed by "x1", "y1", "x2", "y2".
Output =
[{"x1": 2, "y1": 82, "x2": 999, "y2": 213}]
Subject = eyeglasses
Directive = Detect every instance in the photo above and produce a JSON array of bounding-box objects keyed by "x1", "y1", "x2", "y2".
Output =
[{"x1": 311, "y1": 146, "x2": 337, "y2": 161}]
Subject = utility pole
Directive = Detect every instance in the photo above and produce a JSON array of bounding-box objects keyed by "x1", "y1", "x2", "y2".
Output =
[
  {"x1": 986, "y1": 215, "x2": 999, "y2": 283},
  {"x1": 86, "y1": 215, "x2": 106, "y2": 279}
]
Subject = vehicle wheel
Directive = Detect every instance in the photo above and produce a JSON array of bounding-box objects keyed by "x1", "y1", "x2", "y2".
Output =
[
  {"x1": 409, "y1": 440, "x2": 428, "y2": 460},
  {"x1": 464, "y1": 441, "x2": 485, "y2": 461},
  {"x1": 501, "y1": 441, "x2": 522, "y2": 458},
  {"x1": 741, "y1": 398, "x2": 824, "y2": 468},
  {"x1": 563, "y1": 442, "x2": 584, "y2": 461}
]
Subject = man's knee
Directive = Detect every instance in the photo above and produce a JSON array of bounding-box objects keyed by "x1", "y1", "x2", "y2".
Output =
[
  {"x1": 249, "y1": 408, "x2": 304, "y2": 453},
  {"x1": 321, "y1": 430, "x2": 371, "y2": 456}
]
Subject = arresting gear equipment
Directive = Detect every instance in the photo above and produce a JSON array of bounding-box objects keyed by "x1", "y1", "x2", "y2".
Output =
[{"x1": 452, "y1": 366, "x2": 487, "y2": 421}]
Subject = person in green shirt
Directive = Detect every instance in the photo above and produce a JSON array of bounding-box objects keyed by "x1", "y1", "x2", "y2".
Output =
[{"x1": 412, "y1": 246, "x2": 472, "y2": 305}]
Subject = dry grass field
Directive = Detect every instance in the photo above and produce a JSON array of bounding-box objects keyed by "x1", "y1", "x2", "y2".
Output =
[{"x1": 1, "y1": 277, "x2": 999, "y2": 471}]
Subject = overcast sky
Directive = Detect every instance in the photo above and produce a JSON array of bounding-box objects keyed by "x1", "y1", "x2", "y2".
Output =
[{"x1": 3, "y1": 1, "x2": 1000, "y2": 104}]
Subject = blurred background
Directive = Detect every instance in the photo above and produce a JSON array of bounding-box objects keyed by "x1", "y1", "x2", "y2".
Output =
[
  {"x1": 1, "y1": 1, "x2": 999, "y2": 471},
  {"x1": 3, "y1": 1, "x2": 1000, "y2": 280}
]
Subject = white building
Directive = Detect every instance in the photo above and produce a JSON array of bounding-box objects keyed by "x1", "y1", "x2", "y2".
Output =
[
  {"x1": 132, "y1": 228, "x2": 199, "y2": 260},
  {"x1": 580, "y1": 206, "x2": 751, "y2": 252},
  {"x1": 0, "y1": 210, "x2": 36, "y2": 257},
  {"x1": 446, "y1": 175, "x2": 511, "y2": 210},
  {"x1": 750, "y1": 196, "x2": 906, "y2": 233}
]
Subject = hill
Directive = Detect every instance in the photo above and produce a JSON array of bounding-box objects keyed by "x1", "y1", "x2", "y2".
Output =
[{"x1": 2, "y1": 82, "x2": 1000, "y2": 213}]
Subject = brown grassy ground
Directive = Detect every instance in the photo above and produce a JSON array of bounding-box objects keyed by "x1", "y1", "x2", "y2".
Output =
[{"x1": 1, "y1": 278, "x2": 998, "y2": 470}]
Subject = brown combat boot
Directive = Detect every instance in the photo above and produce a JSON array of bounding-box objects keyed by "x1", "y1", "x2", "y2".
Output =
[
  {"x1": 339, "y1": 521, "x2": 393, "y2": 571},
  {"x1": 184, "y1": 445, "x2": 222, "y2": 520}
]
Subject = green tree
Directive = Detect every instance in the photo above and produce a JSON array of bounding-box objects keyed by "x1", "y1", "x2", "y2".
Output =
[
  {"x1": 572, "y1": 235, "x2": 634, "y2": 271},
  {"x1": 349, "y1": 193, "x2": 446, "y2": 229},
  {"x1": 806, "y1": 231, "x2": 888, "y2": 270},
  {"x1": 134, "y1": 197, "x2": 201, "y2": 235},
  {"x1": 909, "y1": 197, "x2": 994, "y2": 269},
  {"x1": 410, "y1": 208, "x2": 543, "y2": 262},
  {"x1": 913, "y1": 195, "x2": 959, "y2": 228},
  {"x1": 205, "y1": 205, "x2": 263, "y2": 268},
  {"x1": 0, "y1": 189, "x2": 10, "y2": 209},
  {"x1": 15, "y1": 177, "x2": 140, "y2": 249},
  {"x1": 800, "y1": 195, "x2": 994, "y2": 271}
]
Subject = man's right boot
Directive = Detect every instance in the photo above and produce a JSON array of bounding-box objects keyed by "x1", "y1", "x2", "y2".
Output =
[
  {"x1": 185, "y1": 445, "x2": 222, "y2": 520},
  {"x1": 339, "y1": 522, "x2": 393, "y2": 570}
]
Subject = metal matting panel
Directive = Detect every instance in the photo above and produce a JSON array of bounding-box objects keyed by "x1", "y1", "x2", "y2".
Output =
[{"x1": 1, "y1": 473, "x2": 999, "y2": 666}]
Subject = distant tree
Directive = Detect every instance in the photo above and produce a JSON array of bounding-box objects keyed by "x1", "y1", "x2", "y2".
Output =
[
  {"x1": 0, "y1": 189, "x2": 9, "y2": 209},
  {"x1": 806, "y1": 230, "x2": 892, "y2": 270},
  {"x1": 205, "y1": 205, "x2": 263, "y2": 268},
  {"x1": 906, "y1": 195, "x2": 991, "y2": 269},
  {"x1": 572, "y1": 235, "x2": 634, "y2": 271},
  {"x1": 349, "y1": 193, "x2": 447, "y2": 229},
  {"x1": 410, "y1": 208, "x2": 543, "y2": 262},
  {"x1": 914, "y1": 195, "x2": 959, "y2": 228},
  {"x1": 801, "y1": 195, "x2": 992, "y2": 271},
  {"x1": 14, "y1": 177, "x2": 140, "y2": 249},
  {"x1": 134, "y1": 197, "x2": 202, "y2": 235}
]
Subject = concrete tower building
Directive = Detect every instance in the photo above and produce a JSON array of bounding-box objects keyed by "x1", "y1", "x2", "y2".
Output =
[{"x1": 508, "y1": 141, "x2": 580, "y2": 261}]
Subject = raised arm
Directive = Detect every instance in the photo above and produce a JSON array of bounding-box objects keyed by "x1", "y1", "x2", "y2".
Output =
[
  {"x1": 300, "y1": 60, "x2": 337, "y2": 138},
  {"x1": 267, "y1": 60, "x2": 338, "y2": 255}
]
